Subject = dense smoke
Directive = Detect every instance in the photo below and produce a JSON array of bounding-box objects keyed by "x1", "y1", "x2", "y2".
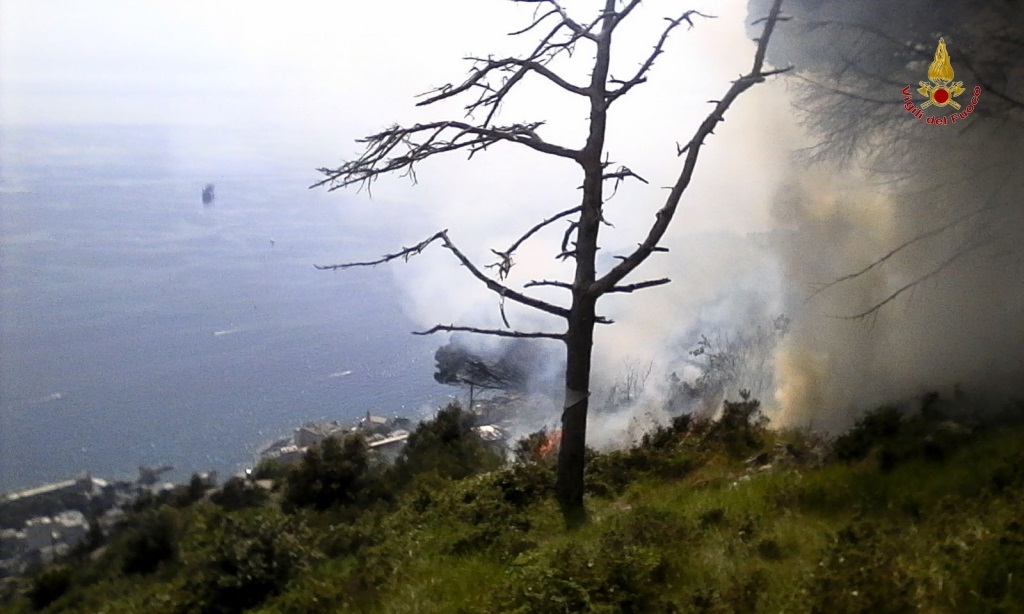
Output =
[
  {"x1": 339, "y1": 0, "x2": 1023, "y2": 443},
  {"x1": 749, "y1": 0, "x2": 1024, "y2": 430}
]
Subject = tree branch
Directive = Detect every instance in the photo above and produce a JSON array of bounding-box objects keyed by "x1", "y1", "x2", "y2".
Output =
[
  {"x1": 512, "y1": 0, "x2": 599, "y2": 42},
  {"x1": 525, "y1": 279, "x2": 573, "y2": 290},
  {"x1": 489, "y1": 205, "x2": 582, "y2": 279},
  {"x1": 603, "y1": 165, "x2": 649, "y2": 199},
  {"x1": 606, "y1": 278, "x2": 671, "y2": 293},
  {"x1": 418, "y1": 56, "x2": 590, "y2": 109},
  {"x1": 315, "y1": 230, "x2": 570, "y2": 319},
  {"x1": 312, "y1": 121, "x2": 579, "y2": 191},
  {"x1": 833, "y1": 242, "x2": 975, "y2": 321},
  {"x1": 591, "y1": 0, "x2": 789, "y2": 296},
  {"x1": 806, "y1": 205, "x2": 992, "y2": 302},
  {"x1": 808, "y1": 169, "x2": 1014, "y2": 302},
  {"x1": 414, "y1": 324, "x2": 565, "y2": 340},
  {"x1": 607, "y1": 10, "x2": 716, "y2": 103}
]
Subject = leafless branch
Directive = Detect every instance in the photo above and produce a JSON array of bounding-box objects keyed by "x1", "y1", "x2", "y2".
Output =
[
  {"x1": 525, "y1": 279, "x2": 573, "y2": 290},
  {"x1": 315, "y1": 230, "x2": 569, "y2": 318},
  {"x1": 591, "y1": 0, "x2": 789, "y2": 296},
  {"x1": 413, "y1": 324, "x2": 565, "y2": 340},
  {"x1": 512, "y1": 0, "x2": 599, "y2": 42},
  {"x1": 808, "y1": 172, "x2": 1013, "y2": 302},
  {"x1": 806, "y1": 205, "x2": 993, "y2": 302},
  {"x1": 606, "y1": 278, "x2": 671, "y2": 293},
  {"x1": 834, "y1": 242, "x2": 975, "y2": 321},
  {"x1": 489, "y1": 205, "x2": 582, "y2": 279},
  {"x1": 607, "y1": 10, "x2": 716, "y2": 103},
  {"x1": 412, "y1": 0, "x2": 602, "y2": 129},
  {"x1": 603, "y1": 165, "x2": 649, "y2": 199},
  {"x1": 608, "y1": 0, "x2": 644, "y2": 29},
  {"x1": 420, "y1": 56, "x2": 590, "y2": 106},
  {"x1": 561, "y1": 220, "x2": 579, "y2": 256},
  {"x1": 312, "y1": 121, "x2": 579, "y2": 191}
]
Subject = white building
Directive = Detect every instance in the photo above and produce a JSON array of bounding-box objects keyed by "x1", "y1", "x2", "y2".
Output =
[{"x1": 25, "y1": 517, "x2": 56, "y2": 551}]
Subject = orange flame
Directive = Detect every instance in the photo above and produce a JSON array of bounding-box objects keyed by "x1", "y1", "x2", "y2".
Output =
[{"x1": 539, "y1": 430, "x2": 561, "y2": 458}]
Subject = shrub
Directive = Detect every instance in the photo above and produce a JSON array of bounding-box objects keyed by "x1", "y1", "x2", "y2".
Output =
[
  {"x1": 211, "y1": 477, "x2": 269, "y2": 511},
  {"x1": 831, "y1": 406, "x2": 904, "y2": 463},
  {"x1": 284, "y1": 434, "x2": 383, "y2": 512},
  {"x1": 513, "y1": 428, "x2": 555, "y2": 465},
  {"x1": 181, "y1": 508, "x2": 321, "y2": 613},
  {"x1": 120, "y1": 507, "x2": 181, "y2": 575},
  {"x1": 959, "y1": 519, "x2": 1024, "y2": 611},
  {"x1": 705, "y1": 391, "x2": 768, "y2": 457},
  {"x1": 252, "y1": 457, "x2": 286, "y2": 482},
  {"x1": 393, "y1": 403, "x2": 503, "y2": 485},
  {"x1": 810, "y1": 520, "x2": 915, "y2": 614},
  {"x1": 501, "y1": 514, "x2": 677, "y2": 613},
  {"x1": 27, "y1": 565, "x2": 73, "y2": 611}
]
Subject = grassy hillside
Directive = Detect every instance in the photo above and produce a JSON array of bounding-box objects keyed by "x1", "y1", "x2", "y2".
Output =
[{"x1": 4, "y1": 395, "x2": 1024, "y2": 613}]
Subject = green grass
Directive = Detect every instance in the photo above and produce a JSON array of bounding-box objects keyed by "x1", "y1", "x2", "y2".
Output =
[{"x1": 5, "y1": 405, "x2": 1024, "y2": 613}]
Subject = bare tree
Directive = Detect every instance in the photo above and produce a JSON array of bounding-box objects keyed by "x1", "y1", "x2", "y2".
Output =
[{"x1": 313, "y1": 0, "x2": 789, "y2": 524}]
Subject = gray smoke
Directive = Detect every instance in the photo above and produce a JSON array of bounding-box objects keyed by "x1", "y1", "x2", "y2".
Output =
[
  {"x1": 746, "y1": 0, "x2": 1024, "y2": 430},
  {"x1": 340, "y1": 1, "x2": 1023, "y2": 445}
]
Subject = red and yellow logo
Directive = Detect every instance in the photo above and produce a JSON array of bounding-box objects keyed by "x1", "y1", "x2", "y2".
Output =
[{"x1": 901, "y1": 38, "x2": 980, "y2": 125}]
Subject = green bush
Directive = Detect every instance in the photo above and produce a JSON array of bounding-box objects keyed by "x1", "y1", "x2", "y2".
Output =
[
  {"x1": 831, "y1": 406, "x2": 904, "y2": 463},
  {"x1": 705, "y1": 392, "x2": 768, "y2": 457},
  {"x1": 810, "y1": 519, "x2": 915, "y2": 614},
  {"x1": 210, "y1": 477, "x2": 269, "y2": 511},
  {"x1": 27, "y1": 565, "x2": 73, "y2": 611},
  {"x1": 180, "y1": 508, "x2": 322, "y2": 613},
  {"x1": 959, "y1": 519, "x2": 1024, "y2": 611},
  {"x1": 501, "y1": 510, "x2": 679, "y2": 613},
  {"x1": 120, "y1": 507, "x2": 181, "y2": 575},
  {"x1": 252, "y1": 457, "x2": 287, "y2": 482},
  {"x1": 284, "y1": 434, "x2": 385, "y2": 512},
  {"x1": 393, "y1": 403, "x2": 503, "y2": 485}
]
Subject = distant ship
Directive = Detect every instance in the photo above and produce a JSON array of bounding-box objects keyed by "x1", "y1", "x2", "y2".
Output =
[{"x1": 202, "y1": 183, "x2": 215, "y2": 206}]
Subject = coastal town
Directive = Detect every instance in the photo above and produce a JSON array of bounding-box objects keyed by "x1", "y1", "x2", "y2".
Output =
[{"x1": 0, "y1": 401, "x2": 514, "y2": 587}]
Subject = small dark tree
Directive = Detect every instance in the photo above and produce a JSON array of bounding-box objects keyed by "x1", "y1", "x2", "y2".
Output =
[
  {"x1": 121, "y1": 508, "x2": 180, "y2": 575},
  {"x1": 395, "y1": 403, "x2": 503, "y2": 483},
  {"x1": 285, "y1": 434, "x2": 374, "y2": 511},
  {"x1": 314, "y1": 0, "x2": 788, "y2": 523}
]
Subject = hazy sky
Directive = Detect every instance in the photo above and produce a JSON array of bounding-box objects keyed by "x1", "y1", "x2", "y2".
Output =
[
  {"x1": 1, "y1": 1, "x2": 768, "y2": 140},
  {"x1": 1, "y1": 0, "x2": 798, "y2": 395}
]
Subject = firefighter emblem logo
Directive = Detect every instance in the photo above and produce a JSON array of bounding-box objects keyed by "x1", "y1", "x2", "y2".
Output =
[
  {"x1": 918, "y1": 38, "x2": 964, "y2": 109},
  {"x1": 901, "y1": 37, "x2": 980, "y2": 125}
]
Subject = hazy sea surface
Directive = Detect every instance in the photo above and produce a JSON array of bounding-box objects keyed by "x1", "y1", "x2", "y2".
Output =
[{"x1": 0, "y1": 124, "x2": 450, "y2": 492}]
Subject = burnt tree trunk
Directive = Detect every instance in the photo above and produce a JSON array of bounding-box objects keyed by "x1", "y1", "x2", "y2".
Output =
[
  {"x1": 557, "y1": 296, "x2": 596, "y2": 524},
  {"x1": 555, "y1": 0, "x2": 614, "y2": 523}
]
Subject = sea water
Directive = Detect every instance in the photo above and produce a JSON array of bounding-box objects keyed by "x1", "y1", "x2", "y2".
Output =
[{"x1": 0, "y1": 124, "x2": 450, "y2": 492}]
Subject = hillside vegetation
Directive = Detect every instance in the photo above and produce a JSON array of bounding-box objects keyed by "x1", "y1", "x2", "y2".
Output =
[{"x1": 4, "y1": 393, "x2": 1024, "y2": 613}]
